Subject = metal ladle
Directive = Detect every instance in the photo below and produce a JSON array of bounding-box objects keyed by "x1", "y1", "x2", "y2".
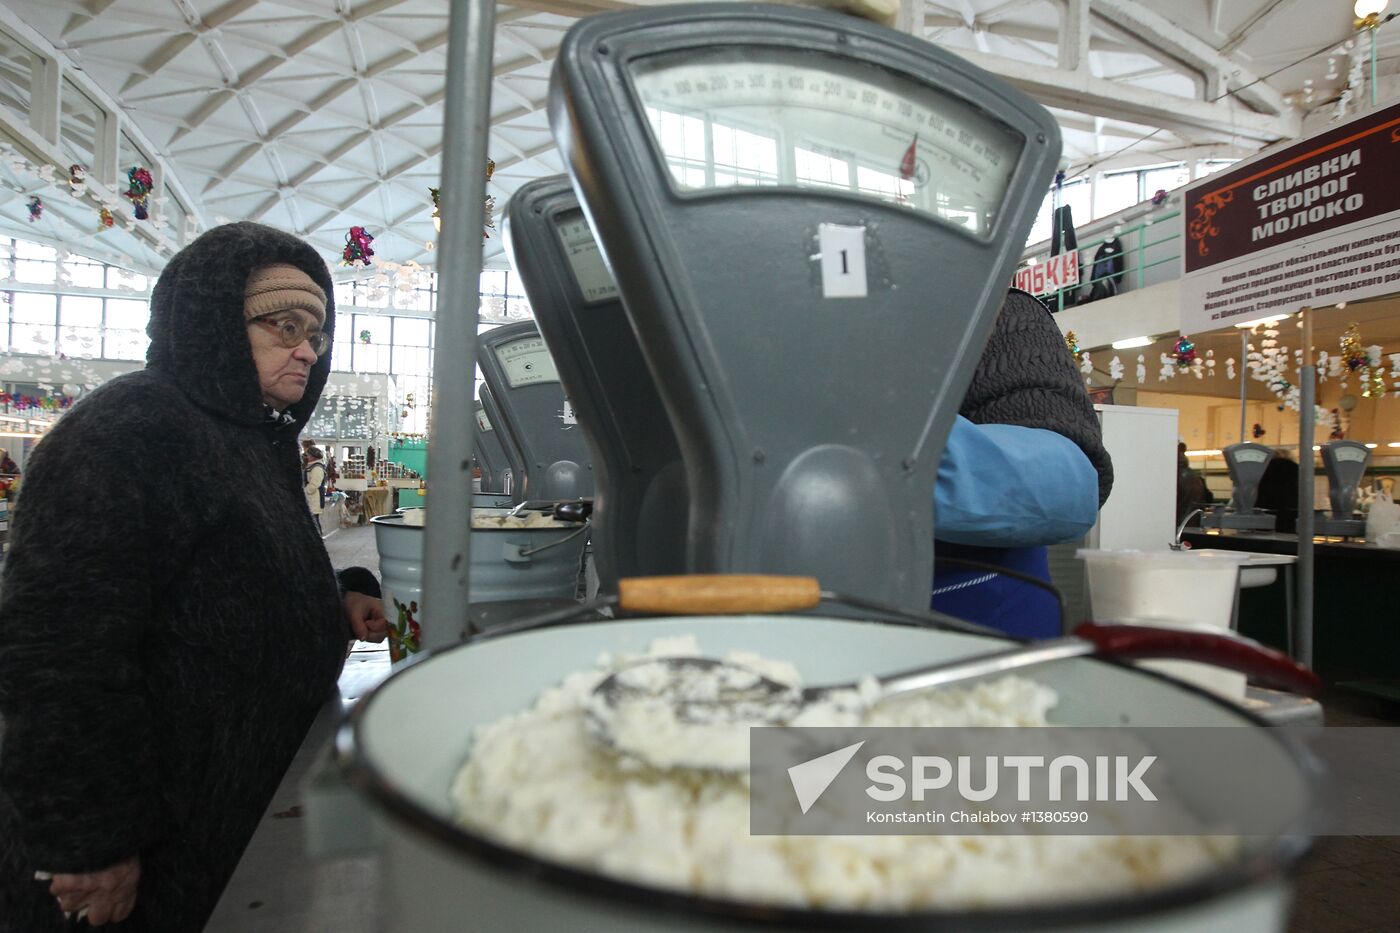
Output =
[{"x1": 587, "y1": 622, "x2": 1322, "y2": 772}]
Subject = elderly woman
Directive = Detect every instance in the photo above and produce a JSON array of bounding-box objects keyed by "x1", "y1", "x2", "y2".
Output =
[{"x1": 0, "y1": 222, "x2": 387, "y2": 930}]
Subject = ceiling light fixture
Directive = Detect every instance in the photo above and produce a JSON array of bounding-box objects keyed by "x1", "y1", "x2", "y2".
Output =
[
  {"x1": 1355, "y1": 0, "x2": 1390, "y2": 107},
  {"x1": 1111, "y1": 336, "x2": 1153, "y2": 349},
  {"x1": 1355, "y1": 0, "x2": 1389, "y2": 24}
]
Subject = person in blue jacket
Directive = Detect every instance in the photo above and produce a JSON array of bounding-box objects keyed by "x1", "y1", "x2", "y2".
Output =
[{"x1": 931, "y1": 289, "x2": 1112, "y2": 638}]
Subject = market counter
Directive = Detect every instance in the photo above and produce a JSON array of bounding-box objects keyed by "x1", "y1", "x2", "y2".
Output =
[
  {"x1": 205, "y1": 646, "x2": 390, "y2": 932},
  {"x1": 1183, "y1": 529, "x2": 1400, "y2": 687}
]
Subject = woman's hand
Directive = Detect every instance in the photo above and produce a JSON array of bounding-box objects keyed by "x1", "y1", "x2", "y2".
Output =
[
  {"x1": 344, "y1": 591, "x2": 388, "y2": 643},
  {"x1": 47, "y1": 855, "x2": 140, "y2": 926}
]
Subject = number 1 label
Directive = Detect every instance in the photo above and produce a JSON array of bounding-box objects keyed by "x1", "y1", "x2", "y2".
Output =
[{"x1": 819, "y1": 223, "x2": 868, "y2": 298}]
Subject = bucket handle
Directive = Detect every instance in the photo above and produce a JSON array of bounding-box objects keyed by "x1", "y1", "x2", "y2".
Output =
[
  {"x1": 508, "y1": 522, "x2": 590, "y2": 561},
  {"x1": 617, "y1": 574, "x2": 821, "y2": 615}
]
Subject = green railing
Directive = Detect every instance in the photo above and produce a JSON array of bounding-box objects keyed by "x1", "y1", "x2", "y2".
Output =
[{"x1": 1034, "y1": 208, "x2": 1183, "y2": 313}]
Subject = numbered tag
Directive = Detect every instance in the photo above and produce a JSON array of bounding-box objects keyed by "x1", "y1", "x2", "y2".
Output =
[
  {"x1": 819, "y1": 223, "x2": 868, "y2": 299},
  {"x1": 561, "y1": 398, "x2": 578, "y2": 426}
]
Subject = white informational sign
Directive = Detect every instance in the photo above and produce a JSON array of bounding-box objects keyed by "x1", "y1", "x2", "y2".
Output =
[
  {"x1": 1014, "y1": 250, "x2": 1079, "y2": 296},
  {"x1": 818, "y1": 223, "x2": 868, "y2": 298},
  {"x1": 1179, "y1": 101, "x2": 1400, "y2": 334}
]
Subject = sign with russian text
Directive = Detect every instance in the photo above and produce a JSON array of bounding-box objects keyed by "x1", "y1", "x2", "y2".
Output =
[
  {"x1": 1014, "y1": 249, "x2": 1079, "y2": 297},
  {"x1": 1180, "y1": 101, "x2": 1400, "y2": 333}
]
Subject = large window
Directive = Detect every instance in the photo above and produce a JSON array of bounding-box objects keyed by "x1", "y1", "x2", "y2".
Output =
[
  {"x1": 1025, "y1": 159, "x2": 1239, "y2": 248},
  {"x1": 60, "y1": 77, "x2": 104, "y2": 171},
  {"x1": 0, "y1": 31, "x2": 35, "y2": 118},
  {"x1": 0, "y1": 238, "x2": 152, "y2": 361},
  {"x1": 478, "y1": 269, "x2": 530, "y2": 321}
]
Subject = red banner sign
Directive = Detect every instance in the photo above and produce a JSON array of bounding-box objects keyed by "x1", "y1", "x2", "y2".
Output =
[{"x1": 1014, "y1": 250, "x2": 1080, "y2": 296}]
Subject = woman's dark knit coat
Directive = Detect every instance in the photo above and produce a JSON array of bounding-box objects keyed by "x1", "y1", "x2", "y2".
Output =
[{"x1": 0, "y1": 223, "x2": 367, "y2": 931}]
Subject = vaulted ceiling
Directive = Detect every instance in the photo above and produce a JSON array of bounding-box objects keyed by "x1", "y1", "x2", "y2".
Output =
[{"x1": 0, "y1": 0, "x2": 1393, "y2": 278}]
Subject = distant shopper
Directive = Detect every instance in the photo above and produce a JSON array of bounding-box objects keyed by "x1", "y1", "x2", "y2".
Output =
[
  {"x1": 305, "y1": 445, "x2": 328, "y2": 515},
  {"x1": 1176, "y1": 442, "x2": 1213, "y2": 525},
  {"x1": 1256, "y1": 448, "x2": 1301, "y2": 534},
  {"x1": 0, "y1": 223, "x2": 388, "y2": 931},
  {"x1": 0, "y1": 448, "x2": 18, "y2": 475}
]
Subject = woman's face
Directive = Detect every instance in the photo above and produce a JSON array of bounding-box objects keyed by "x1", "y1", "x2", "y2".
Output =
[{"x1": 247, "y1": 308, "x2": 321, "y2": 409}]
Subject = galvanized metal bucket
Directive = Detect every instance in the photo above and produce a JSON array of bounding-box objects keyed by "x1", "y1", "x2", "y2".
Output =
[{"x1": 372, "y1": 509, "x2": 588, "y2": 661}]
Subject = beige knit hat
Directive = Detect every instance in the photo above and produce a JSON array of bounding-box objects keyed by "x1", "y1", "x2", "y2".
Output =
[{"x1": 244, "y1": 263, "x2": 327, "y2": 325}]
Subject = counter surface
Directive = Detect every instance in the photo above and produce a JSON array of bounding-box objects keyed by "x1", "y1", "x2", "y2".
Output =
[{"x1": 205, "y1": 645, "x2": 390, "y2": 933}]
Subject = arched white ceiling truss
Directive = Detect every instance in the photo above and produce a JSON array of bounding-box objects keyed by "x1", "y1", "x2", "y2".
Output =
[{"x1": 0, "y1": 0, "x2": 1392, "y2": 278}]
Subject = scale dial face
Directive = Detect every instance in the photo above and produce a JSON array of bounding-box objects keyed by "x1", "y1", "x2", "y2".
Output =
[
  {"x1": 1332, "y1": 446, "x2": 1368, "y2": 464},
  {"x1": 494, "y1": 336, "x2": 560, "y2": 388},
  {"x1": 628, "y1": 46, "x2": 1023, "y2": 237},
  {"x1": 554, "y1": 210, "x2": 619, "y2": 303},
  {"x1": 1233, "y1": 449, "x2": 1270, "y2": 465}
]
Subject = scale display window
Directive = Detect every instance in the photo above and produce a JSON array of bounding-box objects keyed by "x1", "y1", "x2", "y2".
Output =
[
  {"x1": 629, "y1": 47, "x2": 1024, "y2": 237},
  {"x1": 493, "y1": 335, "x2": 560, "y2": 388},
  {"x1": 554, "y1": 210, "x2": 619, "y2": 304}
]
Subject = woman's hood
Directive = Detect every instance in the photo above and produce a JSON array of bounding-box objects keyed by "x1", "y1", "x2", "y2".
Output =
[{"x1": 145, "y1": 221, "x2": 336, "y2": 429}]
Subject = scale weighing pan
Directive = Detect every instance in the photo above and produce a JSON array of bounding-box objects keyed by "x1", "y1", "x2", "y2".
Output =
[
  {"x1": 1317, "y1": 439, "x2": 1370, "y2": 537},
  {"x1": 472, "y1": 398, "x2": 509, "y2": 493},
  {"x1": 549, "y1": 3, "x2": 1059, "y2": 611},
  {"x1": 504, "y1": 176, "x2": 688, "y2": 592},
  {"x1": 1202, "y1": 442, "x2": 1277, "y2": 532},
  {"x1": 476, "y1": 321, "x2": 595, "y2": 504}
]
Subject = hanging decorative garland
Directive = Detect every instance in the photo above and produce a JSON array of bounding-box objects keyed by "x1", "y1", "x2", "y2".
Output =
[
  {"x1": 342, "y1": 226, "x2": 376, "y2": 267},
  {"x1": 359, "y1": 329, "x2": 372, "y2": 344},
  {"x1": 1339, "y1": 322, "x2": 1387, "y2": 397},
  {"x1": 1174, "y1": 335, "x2": 1197, "y2": 366},
  {"x1": 67, "y1": 164, "x2": 86, "y2": 195},
  {"x1": 1064, "y1": 330, "x2": 1079, "y2": 356},
  {"x1": 0, "y1": 392, "x2": 75, "y2": 412},
  {"x1": 26, "y1": 196, "x2": 42, "y2": 222},
  {"x1": 97, "y1": 207, "x2": 114, "y2": 231},
  {"x1": 124, "y1": 166, "x2": 154, "y2": 220}
]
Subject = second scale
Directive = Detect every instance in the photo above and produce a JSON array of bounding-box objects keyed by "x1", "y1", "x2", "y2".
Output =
[{"x1": 550, "y1": 3, "x2": 1059, "y2": 611}]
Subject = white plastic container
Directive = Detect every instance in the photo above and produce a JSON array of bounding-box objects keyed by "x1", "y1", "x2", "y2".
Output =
[{"x1": 1078, "y1": 549, "x2": 1251, "y2": 700}]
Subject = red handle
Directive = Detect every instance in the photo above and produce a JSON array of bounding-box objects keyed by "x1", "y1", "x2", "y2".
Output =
[{"x1": 1072, "y1": 622, "x2": 1323, "y2": 699}]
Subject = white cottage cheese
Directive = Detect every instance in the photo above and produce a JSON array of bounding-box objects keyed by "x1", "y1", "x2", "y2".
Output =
[{"x1": 450, "y1": 637, "x2": 1231, "y2": 911}]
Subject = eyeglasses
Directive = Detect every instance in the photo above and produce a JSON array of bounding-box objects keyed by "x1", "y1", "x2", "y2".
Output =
[{"x1": 249, "y1": 314, "x2": 331, "y2": 358}]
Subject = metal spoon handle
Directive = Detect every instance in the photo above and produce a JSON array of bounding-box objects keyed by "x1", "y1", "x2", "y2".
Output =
[
  {"x1": 837, "y1": 638, "x2": 1091, "y2": 703},
  {"x1": 831, "y1": 624, "x2": 1323, "y2": 704}
]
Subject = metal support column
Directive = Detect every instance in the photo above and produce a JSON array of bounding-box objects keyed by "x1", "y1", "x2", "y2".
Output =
[
  {"x1": 421, "y1": 0, "x2": 496, "y2": 651},
  {"x1": 1239, "y1": 329, "x2": 1248, "y2": 445},
  {"x1": 1295, "y1": 307, "x2": 1315, "y2": 669}
]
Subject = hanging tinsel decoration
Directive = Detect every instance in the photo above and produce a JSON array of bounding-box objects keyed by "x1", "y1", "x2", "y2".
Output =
[
  {"x1": 342, "y1": 226, "x2": 375, "y2": 267},
  {"x1": 359, "y1": 329, "x2": 372, "y2": 344},
  {"x1": 124, "y1": 166, "x2": 154, "y2": 219},
  {"x1": 1151, "y1": 188, "x2": 1169, "y2": 206},
  {"x1": 1065, "y1": 330, "x2": 1080, "y2": 356},
  {"x1": 67, "y1": 164, "x2": 86, "y2": 195},
  {"x1": 483, "y1": 158, "x2": 496, "y2": 239},
  {"x1": 97, "y1": 207, "x2": 114, "y2": 231},
  {"x1": 1174, "y1": 335, "x2": 1197, "y2": 366},
  {"x1": 1340, "y1": 322, "x2": 1368, "y2": 375},
  {"x1": 429, "y1": 186, "x2": 441, "y2": 228},
  {"x1": 1252, "y1": 423, "x2": 1266, "y2": 439},
  {"x1": 26, "y1": 196, "x2": 42, "y2": 222}
]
